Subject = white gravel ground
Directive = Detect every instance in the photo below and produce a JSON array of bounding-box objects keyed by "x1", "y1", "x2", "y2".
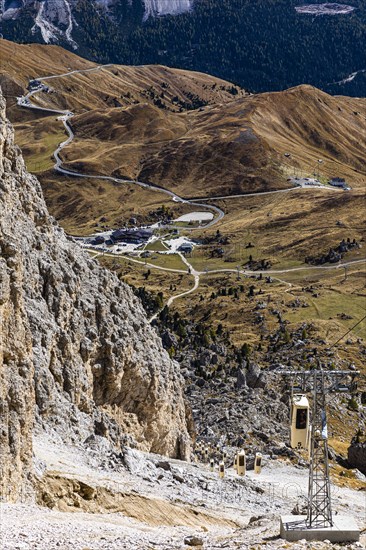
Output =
[{"x1": 1, "y1": 435, "x2": 365, "y2": 549}]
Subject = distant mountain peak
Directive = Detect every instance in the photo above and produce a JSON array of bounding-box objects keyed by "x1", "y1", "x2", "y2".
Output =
[
  {"x1": 0, "y1": 0, "x2": 193, "y2": 48},
  {"x1": 143, "y1": 0, "x2": 193, "y2": 20},
  {"x1": 1, "y1": 0, "x2": 79, "y2": 47}
]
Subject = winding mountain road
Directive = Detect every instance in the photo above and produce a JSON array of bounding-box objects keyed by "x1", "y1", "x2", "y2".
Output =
[
  {"x1": 17, "y1": 65, "x2": 365, "y2": 315},
  {"x1": 18, "y1": 64, "x2": 332, "y2": 226},
  {"x1": 18, "y1": 65, "x2": 224, "y2": 229},
  {"x1": 149, "y1": 252, "x2": 200, "y2": 322}
]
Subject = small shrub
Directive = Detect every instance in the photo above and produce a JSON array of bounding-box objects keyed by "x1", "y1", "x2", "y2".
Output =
[{"x1": 348, "y1": 398, "x2": 359, "y2": 412}]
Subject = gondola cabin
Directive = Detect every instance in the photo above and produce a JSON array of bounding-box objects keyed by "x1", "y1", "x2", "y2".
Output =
[
  {"x1": 254, "y1": 453, "x2": 262, "y2": 474},
  {"x1": 219, "y1": 461, "x2": 225, "y2": 479},
  {"x1": 290, "y1": 394, "x2": 310, "y2": 450},
  {"x1": 237, "y1": 450, "x2": 246, "y2": 476}
]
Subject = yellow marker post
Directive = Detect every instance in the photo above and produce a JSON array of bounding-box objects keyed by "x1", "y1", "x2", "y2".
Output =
[{"x1": 254, "y1": 452, "x2": 262, "y2": 474}]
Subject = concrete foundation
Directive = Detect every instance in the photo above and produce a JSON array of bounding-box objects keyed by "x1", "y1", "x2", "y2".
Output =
[{"x1": 280, "y1": 515, "x2": 360, "y2": 542}]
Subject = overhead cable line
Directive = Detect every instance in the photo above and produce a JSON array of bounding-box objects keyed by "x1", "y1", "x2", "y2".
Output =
[{"x1": 330, "y1": 313, "x2": 366, "y2": 349}]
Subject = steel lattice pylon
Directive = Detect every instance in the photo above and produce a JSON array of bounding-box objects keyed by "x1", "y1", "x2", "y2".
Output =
[
  {"x1": 307, "y1": 371, "x2": 332, "y2": 528},
  {"x1": 281, "y1": 368, "x2": 359, "y2": 530}
]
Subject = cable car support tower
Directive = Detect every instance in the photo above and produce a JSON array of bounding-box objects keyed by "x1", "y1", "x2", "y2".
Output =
[{"x1": 280, "y1": 368, "x2": 360, "y2": 542}]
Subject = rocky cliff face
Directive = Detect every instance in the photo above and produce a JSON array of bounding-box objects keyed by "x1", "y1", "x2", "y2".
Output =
[
  {"x1": 0, "y1": 90, "x2": 191, "y2": 501},
  {"x1": 0, "y1": 0, "x2": 192, "y2": 47}
]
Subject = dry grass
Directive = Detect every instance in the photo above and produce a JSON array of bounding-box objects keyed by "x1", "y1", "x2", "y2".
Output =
[
  {"x1": 4, "y1": 40, "x2": 365, "y2": 203},
  {"x1": 330, "y1": 463, "x2": 366, "y2": 490},
  {"x1": 60, "y1": 85, "x2": 366, "y2": 198},
  {"x1": 38, "y1": 173, "x2": 194, "y2": 236},
  {"x1": 0, "y1": 37, "x2": 245, "y2": 116},
  {"x1": 0, "y1": 39, "x2": 95, "y2": 85},
  {"x1": 14, "y1": 116, "x2": 67, "y2": 173},
  {"x1": 2, "y1": 39, "x2": 365, "y2": 377},
  {"x1": 193, "y1": 188, "x2": 366, "y2": 266},
  {"x1": 98, "y1": 255, "x2": 192, "y2": 297},
  {"x1": 160, "y1": 262, "x2": 366, "y2": 372}
]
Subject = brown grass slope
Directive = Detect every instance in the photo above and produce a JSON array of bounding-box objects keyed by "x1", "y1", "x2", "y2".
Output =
[
  {"x1": 250, "y1": 85, "x2": 366, "y2": 179},
  {"x1": 1, "y1": 40, "x2": 365, "y2": 217},
  {"x1": 0, "y1": 39, "x2": 95, "y2": 122},
  {"x1": 0, "y1": 39, "x2": 95, "y2": 87},
  {"x1": 0, "y1": 39, "x2": 245, "y2": 116},
  {"x1": 63, "y1": 84, "x2": 366, "y2": 198}
]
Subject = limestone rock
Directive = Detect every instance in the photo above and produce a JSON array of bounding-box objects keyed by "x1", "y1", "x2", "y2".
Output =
[
  {"x1": 0, "y1": 91, "x2": 191, "y2": 501},
  {"x1": 184, "y1": 535, "x2": 204, "y2": 546},
  {"x1": 246, "y1": 363, "x2": 266, "y2": 389},
  {"x1": 236, "y1": 368, "x2": 247, "y2": 389}
]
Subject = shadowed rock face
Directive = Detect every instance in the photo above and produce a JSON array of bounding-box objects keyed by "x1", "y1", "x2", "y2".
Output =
[
  {"x1": 348, "y1": 441, "x2": 366, "y2": 475},
  {"x1": 0, "y1": 90, "x2": 191, "y2": 501}
]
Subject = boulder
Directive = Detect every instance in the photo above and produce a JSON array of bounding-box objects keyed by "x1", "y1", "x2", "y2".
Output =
[
  {"x1": 348, "y1": 441, "x2": 366, "y2": 475},
  {"x1": 246, "y1": 363, "x2": 266, "y2": 389}
]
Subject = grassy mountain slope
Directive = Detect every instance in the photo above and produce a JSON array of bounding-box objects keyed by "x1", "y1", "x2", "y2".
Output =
[
  {"x1": 61, "y1": 85, "x2": 366, "y2": 199},
  {"x1": 1, "y1": 40, "x2": 365, "y2": 224}
]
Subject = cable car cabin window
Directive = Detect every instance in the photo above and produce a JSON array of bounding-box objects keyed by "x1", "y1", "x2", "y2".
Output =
[
  {"x1": 296, "y1": 408, "x2": 308, "y2": 429},
  {"x1": 238, "y1": 455, "x2": 245, "y2": 467},
  {"x1": 256, "y1": 457, "x2": 262, "y2": 467}
]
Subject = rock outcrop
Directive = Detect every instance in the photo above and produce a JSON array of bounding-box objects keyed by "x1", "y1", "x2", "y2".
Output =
[
  {"x1": 0, "y1": 90, "x2": 191, "y2": 501},
  {"x1": 348, "y1": 440, "x2": 366, "y2": 475}
]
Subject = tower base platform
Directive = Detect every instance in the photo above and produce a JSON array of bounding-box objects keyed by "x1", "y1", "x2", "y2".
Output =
[{"x1": 280, "y1": 515, "x2": 360, "y2": 542}]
